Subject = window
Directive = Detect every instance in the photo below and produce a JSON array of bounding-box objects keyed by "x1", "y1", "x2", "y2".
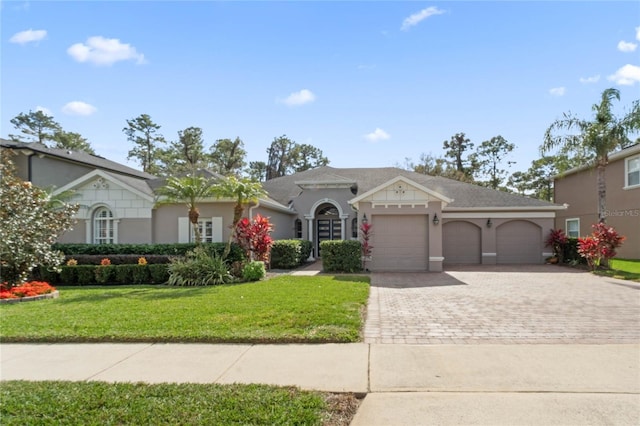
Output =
[
  {"x1": 351, "y1": 217, "x2": 358, "y2": 238},
  {"x1": 626, "y1": 155, "x2": 640, "y2": 188},
  {"x1": 192, "y1": 219, "x2": 214, "y2": 243},
  {"x1": 566, "y1": 218, "x2": 580, "y2": 238},
  {"x1": 294, "y1": 219, "x2": 302, "y2": 239},
  {"x1": 93, "y1": 207, "x2": 115, "y2": 244}
]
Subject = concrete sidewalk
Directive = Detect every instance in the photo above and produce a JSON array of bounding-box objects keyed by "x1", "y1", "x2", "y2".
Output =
[{"x1": 2, "y1": 343, "x2": 639, "y2": 424}]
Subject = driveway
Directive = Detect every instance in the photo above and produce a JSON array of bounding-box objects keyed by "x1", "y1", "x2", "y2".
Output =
[{"x1": 364, "y1": 265, "x2": 640, "y2": 344}]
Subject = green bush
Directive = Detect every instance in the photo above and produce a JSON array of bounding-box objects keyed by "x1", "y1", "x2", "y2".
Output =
[
  {"x1": 76, "y1": 266, "x2": 96, "y2": 286},
  {"x1": 562, "y1": 238, "x2": 587, "y2": 265},
  {"x1": 320, "y1": 240, "x2": 362, "y2": 273},
  {"x1": 271, "y1": 240, "x2": 313, "y2": 269},
  {"x1": 132, "y1": 265, "x2": 151, "y2": 284},
  {"x1": 148, "y1": 264, "x2": 169, "y2": 284},
  {"x1": 113, "y1": 265, "x2": 131, "y2": 284},
  {"x1": 94, "y1": 266, "x2": 114, "y2": 284},
  {"x1": 167, "y1": 248, "x2": 232, "y2": 286},
  {"x1": 59, "y1": 266, "x2": 76, "y2": 285},
  {"x1": 242, "y1": 261, "x2": 266, "y2": 282}
]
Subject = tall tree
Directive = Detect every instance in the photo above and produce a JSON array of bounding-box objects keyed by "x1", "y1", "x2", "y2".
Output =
[
  {"x1": 507, "y1": 171, "x2": 529, "y2": 195},
  {"x1": 290, "y1": 143, "x2": 329, "y2": 173},
  {"x1": 9, "y1": 110, "x2": 62, "y2": 146},
  {"x1": 155, "y1": 175, "x2": 219, "y2": 244},
  {"x1": 159, "y1": 127, "x2": 207, "y2": 175},
  {"x1": 123, "y1": 114, "x2": 166, "y2": 175},
  {"x1": 210, "y1": 137, "x2": 247, "y2": 176},
  {"x1": 266, "y1": 135, "x2": 295, "y2": 180},
  {"x1": 52, "y1": 130, "x2": 95, "y2": 154},
  {"x1": 475, "y1": 135, "x2": 516, "y2": 189},
  {"x1": 443, "y1": 132, "x2": 475, "y2": 179},
  {"x1": 247, "y1": 161, "x2": 267, "y2": 182},
  {"x1": 526, "y1": 156, "x2": 557, "y2": 202},
  {"x1": 541, "y1": 88, "x2": 640, "y2": 222}
]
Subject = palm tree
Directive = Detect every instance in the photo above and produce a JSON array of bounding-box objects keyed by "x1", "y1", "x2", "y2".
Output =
[
  {"x1": 156, "y1": 175, "x2": 219, "y2": 244},
  {"x1": 542, "y1": 88, "x2": 640, "y2": 222},
  {"x1": 216, "y1": 176, "x2": 266, "y2": 258}
]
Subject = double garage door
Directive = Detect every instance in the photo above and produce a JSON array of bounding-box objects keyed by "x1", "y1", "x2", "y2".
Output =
[
  {"x1": 371, "y1": 215, "x2": 428, "y2": 271},
  {"x1": 443, "y1": 220, "x2": 542, "y2": 265}
]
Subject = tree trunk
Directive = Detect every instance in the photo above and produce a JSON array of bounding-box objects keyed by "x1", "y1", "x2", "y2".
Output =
[
  {"x1": 189, "y1": 206, "x2": 201, "y2": 244},
  {"x1": 597, "y1": 164, "x2": 607, "y2": 223}
]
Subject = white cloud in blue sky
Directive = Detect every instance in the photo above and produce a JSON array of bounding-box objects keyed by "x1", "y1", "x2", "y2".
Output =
[
  {"x1": 62, "y1": 101, "x2": 97, "y2": 116},
  {"x1": 401, "y1": 6, "x2": 445, "y2": 31},
  {"x1": 279, "y1": 89, "x2": 316, "y2": 107},
  {"x1": 364, "y1": 128, "x2": 390, "y2": 142},
  {"x1": 608, "y1": 64, "x2": 640, "y2": 86},
  {"x1": 9, "y1": 29, "x2": 46, "y2": 44},
  {"x1": 549, "y1": 87, "x2": 566, "y2": 97},
  {"x1": 67, "y1": 36, "x2": 146, "y2": 66},
  {"x1": 636, "y1": 26, "x2": 640, "y2": 40},
  {"x1": 579, "y1": 75, "x2": 600, "y2": 84},
  {"x1": 617, "y1": 40, "x2": 637, "y2": 53}
]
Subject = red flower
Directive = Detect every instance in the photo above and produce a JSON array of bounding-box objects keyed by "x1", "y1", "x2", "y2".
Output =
[{"x1": 0, "y1": 281, "x2": 56, "y2": 299}]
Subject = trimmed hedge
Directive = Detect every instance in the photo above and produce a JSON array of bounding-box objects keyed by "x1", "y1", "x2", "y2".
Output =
[
  {"x1": 53, "y1": 243, "x2": 246, "y2": 264},
  {"x1": 64, "y1": 254, "x2": 172, "y2": 265},
  {"x1": 270, "y1": 240, "x2": 313, "y2": 269},
  {"x1": 36, "y1": 264, "x2": 170, "y2": 286},
  {"x1": 320, "y1": 240, "x2": 362, "y2": 273},
  {"x1": 561, "y1": 237, "x2": 587, "y2": 265}
]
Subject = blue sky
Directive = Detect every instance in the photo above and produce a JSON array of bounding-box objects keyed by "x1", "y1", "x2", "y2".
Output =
[{"x1": 2, "y1": 1, "x2": 639, "y2": 175}]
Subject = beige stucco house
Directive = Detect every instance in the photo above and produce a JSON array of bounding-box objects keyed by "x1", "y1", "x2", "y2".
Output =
[
  {"x1": 3, "y1": 139, "x2": 567, "y2": 271},
  {"x1": 554, "y1": 144, "x2": 639, "y2": 259}
]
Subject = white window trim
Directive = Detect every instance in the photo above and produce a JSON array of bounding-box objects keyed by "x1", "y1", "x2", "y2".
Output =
[
  {"x1": 93, "y1": 206, "x2": 118, "y2": 244},
  {"x1": 565, "y1": 218, "x2": 580, "y2": 239},
  {"x1": 178, "y1": 217, "x2": 223, "y2": 243},
  {"x1": 624, "y1": 154, "x2": 640, "y2": 189}
]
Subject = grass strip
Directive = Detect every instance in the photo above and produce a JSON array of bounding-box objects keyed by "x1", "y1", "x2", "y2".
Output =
[
  {"x1": 0, "y1": 275, "x2": 369, "y2": 343},
  {"x1": 0, "y1": 381, "x2": 359, "y2": 425},
  {"x1": 596, "y1": 258, "x2": 640, "y2": 282}
]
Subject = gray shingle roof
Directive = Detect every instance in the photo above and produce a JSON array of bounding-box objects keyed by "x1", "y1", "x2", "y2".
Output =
[{"x1": 262, "y1": 166, "x2": 563, "y2": 209}]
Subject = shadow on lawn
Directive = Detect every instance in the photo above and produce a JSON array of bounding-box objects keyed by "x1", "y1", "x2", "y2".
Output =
[{"x1": 55, "y1": 285, "x2": 219, "y2": 304}]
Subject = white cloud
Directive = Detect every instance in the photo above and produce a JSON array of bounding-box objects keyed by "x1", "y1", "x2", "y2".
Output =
[
  {"x1": 636, "y1": 26, "x2": 640, "y2": 41},
  {"x1": 67, "y1": 36, "x2": 146, "y2": 66},
  {"x1": 608, "y1": 64, "x2": 640, "y2": 86},
  {"x1": 279, "y1": 89, "x2": 316, "y2": 106},
  {"x1": 35, "y1": 106, "x2": 52, "y2": 116},
  {"x1": 62, "y1": 101, "x2": 97, "y2": 116},
  {"x1": 579, "y1": 75, "x2": 600, "y2": 84},
  {"x1": 549, "y1": 87, "x2": 566, "y2": 96},
  {"x1": 617, "y1": 40, "x2": 637, "y2": 52},
  {"x1": 10, "y1": 29, "x2": 47, "y2": 45},
  {"x1": 401, "y1": 6, "x2": 445, "y2": 31},
  {"x1": 364, "y1": 128, "x2": 390, "y2": 142}
]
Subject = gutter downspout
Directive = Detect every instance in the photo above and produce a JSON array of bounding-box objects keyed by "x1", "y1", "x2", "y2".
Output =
[{"x1": 248, "y1": 200, "x2": 260, "y2": 220}]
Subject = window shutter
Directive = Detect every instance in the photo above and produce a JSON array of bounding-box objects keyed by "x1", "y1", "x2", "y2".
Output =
[
  {"x1": 212, "y1": 217, "x2": 223, "y2": 243},
  {"x1": 178, "y1": 217, "x2": 190, "y2": 243}
]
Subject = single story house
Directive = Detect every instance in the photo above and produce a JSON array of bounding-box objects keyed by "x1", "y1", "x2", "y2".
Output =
[
  {"x1": 554, "y1": 144, "x2": 639, "y2": 259},
  {"x1": 2, "y1": 138, "x2": 566, "y2": 271}
]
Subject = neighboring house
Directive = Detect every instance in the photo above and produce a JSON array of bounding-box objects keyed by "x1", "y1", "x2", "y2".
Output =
[
  {"x1": 554, "y1": 144, "x2": 640, "y2": 259},
  {"x1": 2, "y1": 138, "x2": 566, "y2": 271}
]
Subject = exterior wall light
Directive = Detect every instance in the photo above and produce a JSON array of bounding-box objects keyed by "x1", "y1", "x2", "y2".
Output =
[
  {"x1": 487, "y1": 218, "x2": 492, "y2": 228},
  {"x1": 432, "y1": 214, "x2": 439, "y2": 225},
  {"x1": 362, "y1": 213, "x2": 368, "y2": 224}
]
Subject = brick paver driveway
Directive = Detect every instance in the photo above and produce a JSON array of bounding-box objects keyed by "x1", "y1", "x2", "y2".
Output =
[{"x1": 364, "y1": 265, "x2": 640, "y2": 344}]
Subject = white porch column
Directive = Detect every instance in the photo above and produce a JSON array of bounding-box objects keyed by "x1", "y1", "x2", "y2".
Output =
[
  {"x1": 339, "y1": 214, "x2": 349, "y2": 240},
  {"x1": 85, "y1": 219, "x2": 91, "y2": 244},
  {"x1": 305, "y1": 214, "x2": 315, "y2": 260}
]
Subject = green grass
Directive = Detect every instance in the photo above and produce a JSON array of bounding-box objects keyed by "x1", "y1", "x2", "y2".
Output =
[
  {"x1": 0, "y1": 275, "x2": 369, "y2": 343},
  {"x1": 0, "y1": 381, "x2": 343, "y2": 425},
  {"x1": 597, "y1": 258, "x2": 640, "y2": 282}
]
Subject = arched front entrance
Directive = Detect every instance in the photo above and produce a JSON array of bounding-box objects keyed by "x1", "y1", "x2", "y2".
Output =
[{"x1": 305, "y1": 198, "x2": 349, "y2": 258}]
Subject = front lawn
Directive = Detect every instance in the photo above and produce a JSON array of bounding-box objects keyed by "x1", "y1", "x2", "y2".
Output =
[
  {"x1": 597, "y1": 258, "x2": 640, "y2": 282},
  {"x1": 0, "y1": 275, "x2": 369, "y2": 343},
  {"x1": 0, "y1": 381, "x2": 359, "y2": 426}
]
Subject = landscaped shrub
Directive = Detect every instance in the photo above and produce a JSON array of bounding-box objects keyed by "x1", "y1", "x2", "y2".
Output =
[
  {"x1": 561, "y1": 238, "x2": 585, "y2": 265},
  {"x1": 270, "y1": 240, "x2": 312, "y2": 269},
  {"x1": 242, "y1": 261, "x2": 266, "y2": 282},
  {"x1": 76, "y1": 266, "x2": 96, "y2": 286},
  {"x1": 167, "y1": 248, "x2": 232, "y2": 286},
  {"x1": 578, "y1": 223, "x2": 625, "y2": 270},
  {"x1": 132, "y1": 265, "x2": 151, "y2": 284},
  {"x1": 64, "y1": 254, "x2": 173, "y2": 265},
  {"x1": 59, "y1": 266, "x2": 76, "y2": 285},
  {"x1": 114, "y1": 265, "x2": 134, "y2": 284},
  {"x1": 320, "y1": 240, "x2": 362, "y2": 273},
  {"x1": 148, "y1": 264, "x2": 170, "y2": 284},
  {"x1": 94, "y1": 266, "x2": 114, "y2": 284}
]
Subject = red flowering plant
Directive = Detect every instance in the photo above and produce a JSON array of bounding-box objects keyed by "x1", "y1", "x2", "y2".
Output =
[
  {"x1": 234, "y1": 214, "x2": 274, "y2": 263},
  {"x1": 545, "y1": 229, "x2": 568, "y2": 262},
  {"x1": 578, "y1": 223, "x2": 625, "y2": 271},
  {"x1": 0, "y1": 281, "x2": 56, "y2": 299},
  {"x1": 360, "y1": 221, "x2": 373, "y2": 270}
]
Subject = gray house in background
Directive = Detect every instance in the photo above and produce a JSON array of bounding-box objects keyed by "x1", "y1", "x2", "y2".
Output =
[{"x1": 2, "y1": 139, "x2": 566, "y2": 271}]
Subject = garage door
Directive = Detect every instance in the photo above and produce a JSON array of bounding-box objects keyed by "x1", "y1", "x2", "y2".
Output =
[
  {"x1": 443, "y1": 221, "x2": 481, "y2": 264},
  {"x1": 370, "y1": 215, "x2": 428, "y2": 271},
  {"x1": 496, "y1": 220, "x2": 541, "y2": 264}
]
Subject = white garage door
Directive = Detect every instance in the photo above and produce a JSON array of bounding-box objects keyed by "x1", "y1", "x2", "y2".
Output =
[
  {"x1": 496, "y1": 220, "x2": 542, "y2": 264},
  {"x1": 443, "y1": 221, "x2": 481, "y2": 264},
  {"x1": 370, "y1": 215, "x2": 428, "y2": 271}
]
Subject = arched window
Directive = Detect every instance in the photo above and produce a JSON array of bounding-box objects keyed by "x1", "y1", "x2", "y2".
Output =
[
  {"x1": 93, "y1": 207, "x2": 114, "y2": 244},
  {"x1": 295, "y1": 219, "x2": 303, "y2": 239},
  {"x1": 351, "y1": 217, "x2": 358, "y2": 238},
  {"x1": 317, "y1": 205, "x2": 339, "y2": 216}
]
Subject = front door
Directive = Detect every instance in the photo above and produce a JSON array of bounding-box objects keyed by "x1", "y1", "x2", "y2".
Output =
[{"x1": 317, "y1": 219, "x2": 342, "y2": 257}]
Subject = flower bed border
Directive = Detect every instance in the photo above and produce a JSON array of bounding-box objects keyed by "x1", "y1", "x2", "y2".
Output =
[{"x1": 0, "y1": 290, "x2": 59, "y2": 305}]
